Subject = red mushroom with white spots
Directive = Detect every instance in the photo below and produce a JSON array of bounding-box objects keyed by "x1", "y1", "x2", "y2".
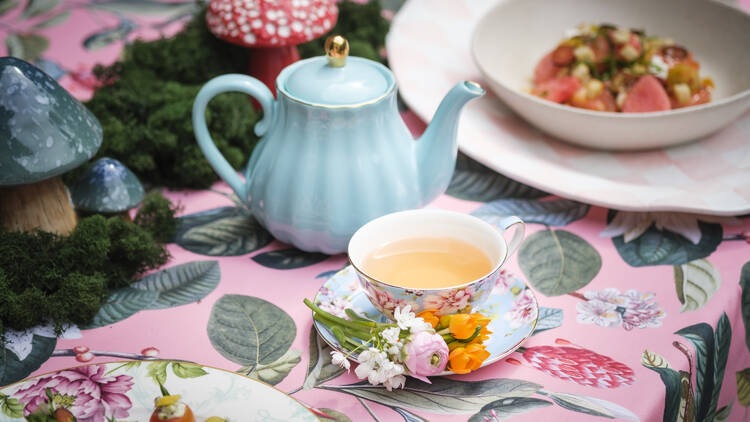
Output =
[{"x1": 206, "y1": 0, "x2": 338, "y2": 92}]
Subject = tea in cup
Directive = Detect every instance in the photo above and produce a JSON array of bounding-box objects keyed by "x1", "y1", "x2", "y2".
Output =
[{"x1": 348, "y1": 209, "x2": 525, "y2": 318}]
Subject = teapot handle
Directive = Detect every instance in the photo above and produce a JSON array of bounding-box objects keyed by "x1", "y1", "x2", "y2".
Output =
[{"x1": 192, "y1": 74, "x2": 275, "y2": 202}]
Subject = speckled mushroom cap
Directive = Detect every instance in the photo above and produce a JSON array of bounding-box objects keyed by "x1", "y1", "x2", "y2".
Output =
[
  {"x1": 206, "y1": 0, "x2": 338, "y2": 47},
  {"x1": 0, "y1": 57, "x2": 102, "y2": 186},
  {"x1": 70, "y1": 158, "x2": 145, "y2": 213}
]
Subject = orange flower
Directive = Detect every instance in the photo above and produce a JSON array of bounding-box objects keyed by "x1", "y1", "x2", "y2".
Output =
[
  {"x1": 416, "y1": 308, "x2": 440, "y2": 329},
  {"x1": 449, "y1": 314, "x2": 475, "y2": 340},
  {"x1": 449, "y1": 313, "x2": 491, "y2": 340},
  {"x1": 448, "y1": 344, "x2": 491, "y2": 374},
  {"x1": 468, "y1": 325, "x2": 492, "y2": 345}
]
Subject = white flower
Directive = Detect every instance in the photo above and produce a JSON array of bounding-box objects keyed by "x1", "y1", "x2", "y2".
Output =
[
  {"x1": 393, "y1": 305, "x2": 417, "y2": 330},
  {"x1": 381, "y1": 327, "x2": 402, "y2": 345},
  {"x1": 600, "y1": 211, "x2": 739, "y2": 244},
  {"x1": 330, "y1": 351, "x2": 350, "y2": 372},
  {"x1": 407, "y1": 319, "x2": 433, "y2": 334},
  {"x1": 383, "y1": 374, "x2": 406, "y2": 391},
  {"x1": 388, "y1": 344, "x2": 402, "y2": 357}
]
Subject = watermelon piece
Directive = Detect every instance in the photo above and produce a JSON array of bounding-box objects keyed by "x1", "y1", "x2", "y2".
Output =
[
  {"x1": 622, "y1": 75, "x2": 671, "y2": 112},
  {"x1": 533, "y1": 76, "x2": 581, "y2": 103},
  {"x1": 534, "y1": 51, "x2": 562, "y2": 85},
  {"x1": 591, "y1": 34, "x2": 611, "y2": 63},
  {"x1": 571, "y1": 89, "x2": 617, "y2": 112}
]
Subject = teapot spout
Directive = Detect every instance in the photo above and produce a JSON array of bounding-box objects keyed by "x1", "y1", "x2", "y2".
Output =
[{"x1": 416, "y1": 81, "x2": 485, "y2": 204}]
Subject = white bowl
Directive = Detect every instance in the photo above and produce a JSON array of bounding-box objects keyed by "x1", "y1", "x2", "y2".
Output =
[{"x1": 471, "y1": 0, "x2": 750, "y2": 151}]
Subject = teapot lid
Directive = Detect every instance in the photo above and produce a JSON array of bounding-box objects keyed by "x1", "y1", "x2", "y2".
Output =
[{"x1": 277, "y1": 35, "x2": 394, "y2": 107}]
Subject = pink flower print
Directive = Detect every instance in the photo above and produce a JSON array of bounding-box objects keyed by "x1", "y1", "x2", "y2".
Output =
[
  {"x1": 14, "y1": 364, "x2": 134, "y2": 421},
  {"x1": 576, "y1": 300, "x2": 622, "y2": 328},
  {"x1": 577, "y1": 288, "x2": 665, "y2": 331},
  {"x1": 504, "y1": 289, "x2": 538, "y2": 329},
  {"x1": 583, "y1": 288, "x2": 629, "y2": 306},
  {"x1": 422, "y1": 286, "x2": 475, "y2": 314},
  {"x1": 521, "y1": 344, "x2": 635, "y2": 388},
  {"x1": 620, "y1": 290, "x2": 665, "y2": 330},
  {"x1": 366, "y1": 285, "x2": 417, "y2": 318},
  {"x1": 492, "y1": 269, "x2": 518, "y2": 294},
  {"x1": 318, "y1": 295, "x2": 357, "y2": 319}
]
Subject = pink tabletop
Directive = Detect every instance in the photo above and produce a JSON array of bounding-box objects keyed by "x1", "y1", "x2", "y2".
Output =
[{"x1": 2, "y1": 2, "x2": 750, "y2": 421}]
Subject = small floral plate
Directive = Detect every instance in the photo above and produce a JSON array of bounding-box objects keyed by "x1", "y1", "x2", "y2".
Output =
[
  {"x1": 313, "y1": 266, "x2": 539, "y2": 375},
  {"x1": 0, "y1": 361, "x2": 319, "y2": 421}
]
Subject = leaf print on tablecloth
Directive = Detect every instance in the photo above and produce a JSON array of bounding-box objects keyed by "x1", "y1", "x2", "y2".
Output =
[
  {"x1": 239, "y1": 349, "x2": 301, "y2": 385},
  {"x1": 472, "y1": 198, "x2": 589, "y2": 227},
  {"x1": 518, "y1": 229, "x2": 601, "y2": 296},
  {"x1": 538, "y1": 390, "x2": 639, "y2": 420},
  {"x1": 737, "y1": 368, "x2": 750, "y2": 407},
  {"x1": 131, "y1": 260, "x2": 220, "y2": 309},
  {"x1": 319, "y1": 378, "x2": 542, "y2": 414},
  {"x1": 740, "y1": 261, "x2": 750, "y2": 353},
  {"x1": 645, "y1": 313, "x2": 732, "y2": 422},
  {"x1": 447, "y1": 153, "x2": 547, "y2": 202},
  {"x1": 252, "y1": 248, "x2": 329, "y2": 270},
  {"x1": 5, "y1": 33, "x2": 49, "y2": 61},
  {"x1": 531, "y1": 307, "x2": 563, "y2": 335},
  {"x1": 642, "y1": 350, "x2": 682, "y2": 422},
  {"x1": 303, "y1": 327, "x2": 346, "y2": 390},
  {"x1": 31, "y1": 9, "x2": 70, "y2": 29},
  {"x1": 606, "y1": 211, "x2": 723, "y2": 267},
  {"x1": 318, "y1": 408, "x2": 353, "y2": 422},
  {"x1": 467, "y1": 397, "x2": 552, "y2": 421},
  {"x1": 0, "y1": 335, "x2": 56, "y2": 386},
  {"x1": 87, "y1": 0, "x2": 200, "y2": 18},
  {"x1": 675, "y1": 313, "x2": 731, "y2": 422},
  {"x1": 673, "y1": 259, "x2": 721, "y2": 312},
  {"x1": 0, "y1": 0, "x2": 19, "y2": 17},
  {"x1": 207, "y1": 295, "x2": 296, "y2": 374},
  {"x1": 176, "y1": 206, "x2": 273, "y2": 256},
  {"x1": 20, "y1": 0, "x2": 60, "y2": 19},
  {"x1": 80, "y1": 287, "x2": 159, "y2": 329}
]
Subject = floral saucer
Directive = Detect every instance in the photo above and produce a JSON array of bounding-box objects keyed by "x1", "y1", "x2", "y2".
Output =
[
  {"x1": 0, "y1": 361, "x2": 318, "y2": 421},
  {"x1": 313, "y1": 266, "x2": 539, "y2": 375}
]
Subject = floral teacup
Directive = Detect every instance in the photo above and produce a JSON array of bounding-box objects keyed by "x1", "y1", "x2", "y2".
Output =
[{"x1": 347, "y1": 209, "x2": 525, "y2": 319}]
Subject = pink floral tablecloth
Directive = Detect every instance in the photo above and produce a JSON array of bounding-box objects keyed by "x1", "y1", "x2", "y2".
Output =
[{"x1": 2, "y1": 2, "x2": 750, "y2": 421}]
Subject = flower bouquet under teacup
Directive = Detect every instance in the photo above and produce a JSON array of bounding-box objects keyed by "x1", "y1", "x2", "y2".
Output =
[
  {"x1": 306, "y1": 209, "x2": 536, "y2": 389},
  {"x1": 305, "y1": 300, "x2": 493, "y2": 389}
]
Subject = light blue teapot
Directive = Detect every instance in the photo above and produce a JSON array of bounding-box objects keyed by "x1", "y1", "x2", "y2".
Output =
[{"x1": 192, "y1": 36, "x2": 484, "y2": 254}]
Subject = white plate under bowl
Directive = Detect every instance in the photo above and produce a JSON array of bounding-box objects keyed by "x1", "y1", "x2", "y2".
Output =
[
  {"x1": 471, "y1": 0, "x2": 750, "y2": 150},
  {"x1": 387, "y1": 0, "x2": 750, "y2": 215}
]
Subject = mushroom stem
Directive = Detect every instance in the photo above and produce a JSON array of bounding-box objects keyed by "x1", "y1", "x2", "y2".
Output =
[
  {"x1": 0, "y1": 176, "x2": 78, "y2": 235},
  {"x1": 248, "y1": 45, "x2": 301, "y2": 94}
]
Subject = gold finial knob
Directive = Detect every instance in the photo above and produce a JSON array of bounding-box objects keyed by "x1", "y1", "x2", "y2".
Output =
[{"x1": 325, "y1": 35, "x2": 349, "y2": 67}]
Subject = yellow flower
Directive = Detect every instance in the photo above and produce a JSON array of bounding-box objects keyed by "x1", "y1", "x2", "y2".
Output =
[
  {"x1": 417, "y1": 308, "x2": 440, "y2": 329},
  {"x1": 448, "y1": 344, "x2": 491, "y2": 374}
]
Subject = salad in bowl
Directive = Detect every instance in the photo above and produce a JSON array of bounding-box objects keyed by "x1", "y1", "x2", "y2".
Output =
[{"x1": 532, "y1": 23, "x2": 713, "y2": 113}]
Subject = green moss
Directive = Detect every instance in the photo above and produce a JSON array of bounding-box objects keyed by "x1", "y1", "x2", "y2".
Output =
[
  {"x1": 0, "y1": 216, "x2": 169, "y2": 333},
  {"x1": 80, "y1": 10, "x2": 259, "y2": 190},
  {"x1": 134, "y1": 191, "x2": 180, "y2": 244}
]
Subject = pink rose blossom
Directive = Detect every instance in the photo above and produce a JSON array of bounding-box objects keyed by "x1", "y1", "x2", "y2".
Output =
[
  {"x1": 403, "y1": 331, "x2": 449, "y2": 383},
  {"x1": 422, "y1": 287, "x2": 474, "y2": 314},
  {"x1": 14, "y1": 364, "x2": 134, "y2": 421}
]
